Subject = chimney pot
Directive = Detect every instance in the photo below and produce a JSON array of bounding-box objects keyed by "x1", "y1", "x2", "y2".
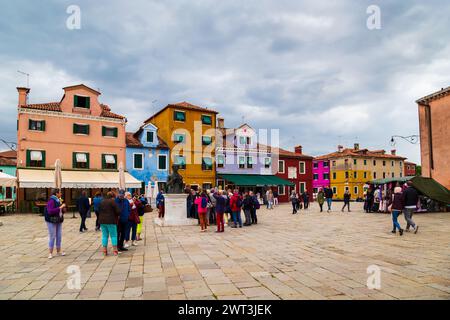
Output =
[
  {"x1": 354, "y1": 143, "x2": 360, "y2": 150},
  {"x1": 217, "y1": 117, "x2": 224, "y2": 129},
  {"x1": 391, "y1": 149, "x2": 396, "y2": 156},
  {"x1": 17, "y1": 87, "x2": 30, "y2": 106},
  {"x1": 294, "y1": 145, "x2": 302, "y2": 154},
  {"x1": 338, "y1": 145, "x2": 343, "y2": 152}
]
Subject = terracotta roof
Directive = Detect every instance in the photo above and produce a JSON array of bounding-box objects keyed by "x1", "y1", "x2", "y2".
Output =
[
  {"x1": 63, "y1": 84, "x2": 101, "y2": 95},
  {"x1": 20, "y1": 102, "x2": 62, "y2": 112},
  {"x1": 126, "y1": 132, "x2": 169, "y2": 149},
  {"x1": 416, "y1": 86, "x2": 450, "y2": 105},
  {"x1": 144, "y1": 101, "x2": 218, "y2": 123},
  {"x1": 315, "y1": 148, "x2": 407, "y2": 160},
  {"x1": 100, "y1": 104, "x2": 126, "y2": 120},
  {"x1": 0, "y1": 150, "x2": 17, "y2": 159},
  {"x1": 404, "y1": 161, "x2": 416, "y2": 165},
  {"x1": 272, "y1": 147, "x2": 313, "y2": 160},
  {"x1": 0, "y1": 157, "x2": 16, "y2": 166}
]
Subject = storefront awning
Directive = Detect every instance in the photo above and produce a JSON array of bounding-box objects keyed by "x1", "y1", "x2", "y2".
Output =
[
  {"x1": 218, "y1": 174, "x2": 294, "y2": 187},
  {"x1": 17, "y1": 169, "x2": 142, "y2": 189}
]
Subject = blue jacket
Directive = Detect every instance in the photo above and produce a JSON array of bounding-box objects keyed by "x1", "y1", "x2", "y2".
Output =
[
  {"x1": 213, "y1": 193, "x2": 226, "y2": 214},
  {"x1": 93, "y1": 196, "x2": 103, "y2": 212},
  {"x1": 115, "y1": 197, "x2": 131, "y2": 223},
  {"x1": 156, "y1": 192, "x2": 165, "y2": 207},
  {"x1": 76, "y1": 196, "x2": 90, "y2": 214}
]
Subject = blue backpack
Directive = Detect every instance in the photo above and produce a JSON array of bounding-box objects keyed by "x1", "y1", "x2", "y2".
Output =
[{"x1": 201, "y1": 197, "x2": 208, "y2": 209}]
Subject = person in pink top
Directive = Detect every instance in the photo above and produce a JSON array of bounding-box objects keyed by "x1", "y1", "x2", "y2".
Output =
[{"x1": 194, "y1": 192, "x2": 209, "y2": 232}]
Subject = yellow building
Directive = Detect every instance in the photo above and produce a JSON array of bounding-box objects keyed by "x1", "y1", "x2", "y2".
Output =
[
  {"x1": 144, "y1": 102, "x2": 218, "y2": 190},
  {"x1": 317, "y1": 144, "x2": 407, "y2": 200}
]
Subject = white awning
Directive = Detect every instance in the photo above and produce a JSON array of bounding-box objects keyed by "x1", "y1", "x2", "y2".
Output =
[
  {"x1": 30, "y1": 151, "x2": 43, "y2": 161},
  {"x1": 105, "y1": 155, "x2": 116, "y2": 164},
  {"x1": 76, "y1": 153, "x2": 87, "y2": 163},
  {"x1": 17, "y1": 169, "x2": 142, "y2": 189},
  {"x1": 0, "y1": 172, "x2": 17, "y2": 187}
]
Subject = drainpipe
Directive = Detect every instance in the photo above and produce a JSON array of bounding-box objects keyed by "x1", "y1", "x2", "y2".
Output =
[{"x1": 424, "y1": 104, "x2": 434, "y2": 177}]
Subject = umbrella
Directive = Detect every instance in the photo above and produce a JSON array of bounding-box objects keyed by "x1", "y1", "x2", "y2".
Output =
[
  {"x1": 118, "y1": 161, "x2": 125, "y2": 190},
  {"x1": 54, "y1": 159, "x2": 62, "y2": 189},
  {"x1": 0, "y1": 172, "x2": 17, "y2": 188}
]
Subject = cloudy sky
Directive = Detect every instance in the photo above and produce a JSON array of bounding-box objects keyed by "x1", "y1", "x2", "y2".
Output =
[{"x1": 1, "y1": 0, "x2": 449, "y2": 163}]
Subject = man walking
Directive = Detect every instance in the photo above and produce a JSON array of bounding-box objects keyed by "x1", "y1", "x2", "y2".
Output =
[
  {"x1": 115, "y1": 190, "x2": 131, "y2": 251},
  {"x1": 402, "y1": 181, "x2": 419, "y2": 233},
  {"x1": 77, "y1": 190, "x2": 90, "y2": 233},
  {"x1": 342, "y1": 190, "x2": 351, "y2": 212},
  {"x1": 250, "y1": 191, "x2": 259, "y2": 224},
  {"x1": 324, "y1": 187, "x2": 333, "y2": 212}
]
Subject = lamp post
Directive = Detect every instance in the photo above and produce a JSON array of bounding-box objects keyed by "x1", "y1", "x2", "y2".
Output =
[{"x1": 390, "y1": 135, "x2": 419, "y2": 146}]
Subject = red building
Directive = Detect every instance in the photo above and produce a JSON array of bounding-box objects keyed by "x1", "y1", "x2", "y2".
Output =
[
  {"x1": 273, "y1": 145, "x2": 313, "y2": 202},
  {"x1": 404, "y1": 161, "x2": 417, "y2": 177}
]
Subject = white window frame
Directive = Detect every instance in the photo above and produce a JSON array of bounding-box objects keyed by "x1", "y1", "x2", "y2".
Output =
[
  {"x1": 278, "y1": 160, "x2": 285, "y2": 173},
  {"x1": 313, "y1": 173, "x2": 319, "y2": 180},
  {"x1": 299, "y1": 161, "x2": 306, "y2": 174},
  {"x1": 264, "y1": 157, "x2": 271, "y2": 169},
  {"x1": 146, "y1": 131, "x2": 155, "y2": 143},
  {"x1": 217, "y1": 154, "x2": 225, "y2": 168},
  {"x1": 238, "y1": 156, "x2": 246, "y2": 169},
  {"x1": 332, "y1": 186, "x2": 337, "y2": 194},
  {"x1": 288, "y1": 167, "x2": 297, "y2": 179},
  {"x1": 103, "y1": 126, "x2": 118, "y2": 138},
  {"x1": 133, "y1": 153, "x2": 144, "y2": 170},
  {"x1": 157, "y1": 154, "x2": 168, "y2": 171},
  {"x1": 246, "y1": 156, "x2": 254, "y2": 169},
  {"x1": 299, "y1": 182, "x2": 306, "y2": 193},
  {"x1": 239, "y1": 136, "x2": 246, "y2": 145},
  {"x1": 174, "y1": 110, "x2": 186, "y2": 122},
  {"x1": 29, "y1": 119, "x2": 45, "y2": 132}
]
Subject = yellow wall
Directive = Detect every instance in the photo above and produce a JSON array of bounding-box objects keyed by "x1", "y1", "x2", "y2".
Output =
[{"x1": 149, "y1": 106, "x2": 217, "y2": 188}]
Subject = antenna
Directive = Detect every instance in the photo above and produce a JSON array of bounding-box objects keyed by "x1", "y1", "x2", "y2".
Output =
[{"x1": 17, "y1": 70, "x2": 30, "y2": 88}]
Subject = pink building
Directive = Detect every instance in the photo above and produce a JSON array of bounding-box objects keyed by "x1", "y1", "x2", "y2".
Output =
[{"x1": 312, "y1": 158, "x2": 330, "y2": 195}]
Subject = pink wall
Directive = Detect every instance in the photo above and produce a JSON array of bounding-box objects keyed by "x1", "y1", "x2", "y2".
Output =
[{"x1": 312, "y1": 159, "x2": 330, "y2": 192}]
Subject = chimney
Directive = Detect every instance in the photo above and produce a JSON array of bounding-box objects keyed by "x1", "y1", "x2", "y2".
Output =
[
  {"x1": 217, "y1": 117, "x2": 224, "y2": 129},
  {"x1": 337, "y1": 145, "x2": 343, "y2": 153},
  {"x1": 294, "y1": 145, "x2": 303, "y2": 154},
  {"x1": 354, "y1": 143, "x2": 359, "y2": 151},
  {"x1": 391, "y1": 149, "x2": 396, "y2": 156},
  {"x1": 17, "y1": 87, "x2": 30, "y2": 106}
]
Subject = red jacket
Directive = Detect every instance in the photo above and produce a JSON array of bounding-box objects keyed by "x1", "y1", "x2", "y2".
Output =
[{"x1": 230, "y1": 193, "x2": 242, "y2": 212}]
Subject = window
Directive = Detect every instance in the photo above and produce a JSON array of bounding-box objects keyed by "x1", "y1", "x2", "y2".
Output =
[
  {"x1": 333, "y1": 172, "x2": 337, "y2": 180},
  {"x1": 391, "y1": 161, "x2": 394, "y2": 167},
  {"x1": 173, "y1": 133, "x2": 185, "y2": 143},
  {"x1": 4, "y1": 187, "x2": 13, "y2": 199},
  {"x1": 278, "y1": 160, "x2": 285, "y2": 173},
  {"x1": 202, "y1": 183, "x2": 213, "y2": 190},
  {"x1": 313, "y1": 173, "x2": 319, "y2": 180},
  {"x1": 102, "y1": 154, "x2": 117, "y2": 170},
  {"x1": 332, "y1": 186, "x2": 337, "y2": 194},
  {"x1": 345, "y1": 171, "x2": 349, "y2": 179},
  {"x1": 353, "y1": 159, "x2": 357, "y2": 165},
  {"x1": 102, "y1": 126, "x2": 118, "y2": 137},
  {"x1": 174, "y1": 111, "x2": 186, "y2": 122},
  {"x1": 364, "y1": 159, "x2": 367, "y2": 165},
  {"x1": 313, "y1": 162, "x2": 319, "y2": 169},
  {"x1": 400, "y1": 173, "x2": 403, "y2": 177},
  {"x1": 202, "y1": 136, "x2": 212, "y2": 146},
  {"x1": 174, "y1": 155, "x2": 186, "y2": 169},
  {"x1": 313, "y1": 188, "x2": 318, "y2": 194},
  {"x1": 239, "y1": 156, "x2": 245, "y2": 169},
  {"x1": 202, "y1": 157, "x2": 213, "y2": 171},
  {"x1": 373, "y1": 172, "x2": 377, "y2": 179},
  {"x1": 323, "y1": 173, "x2": 330, "y2": 180},
  {"x1": 147, "y1": 131, "x2": 154, "y2": 143},
  {"x1": 373, "y1": 160, "x2": 377, "y2": 166},
  {"x1": 158, "y1": 154, "x2": 167, "y2": 170},
  {"x1": 332, "y1": 161, "x2": 336, "y2": 167},
  {"x1": 29, "y1": 120, "x2": 45, "y2": 131},
  {"x1": 299, "y1": 182, "x2": 306, "y2": 193},
  {"x1": 354, "y1": 172, "x2": 357, "y2": 179},
  {"x1": 354, "y1": 186, "x2": 358, "y2": 195},
  {"x1": 247, "y1": 156, "x2": 253, "y2": 169},
  {"x1": 364, "y1": 172, "x2": 367, "y2": 179},
  {"x1": 246, "y1": 137, "x2": 251, "y2": 145},
  {"x1": 73, "y1": 123, "x2": 89, "y2": 135},
  {"x1": 73, "y1": 152, "x2": 89, "y2": 169},
  {"x1": 299, "y1": 161, "x2": 305, "y2": 174},
  {"x1": 345, "y1": 186, "x2": 349, "y2": 192},
  {"x1": 201, "y1": 115, "x2": 212, "y2": 125},
  {"x1": 74, "y1": 95, "x2": 90, "y2": 109},
  {"x1": 239, "y1": 136, "x2": 246, "y2": 145},
  {"x1": 217, "y1": 155, "x2": 225, "y2": 168},
  {"x1": 383, "y1": 172, "x2": 386, "y2": 179},
  {"x1": 278, "y1": 186, "x2": 285, "y2": 195},
  {"x1": 392, "y1": 172, "x2": 394, "y2": 178},
  {"x1": 264, "y1": 157, "x2": 271, "y2": 169},
  {"x1": 26, "y1": 150, "x2": 45, "y2": 168},
  {"x1": 399, "y1": 161, "x2": 403, "y2": 167},
  {"x1": 133, "y1": 153, "x2": 143, "y2": 170},
  {"x1": 323, "y1": 161, "x2": 329, "y2": 168},
  {"x1": 383, "y1": 160, "x2": 386, "y2": 166},
  {"x1": 288, "y1": 167, "x2": 297, "y2": 179}
]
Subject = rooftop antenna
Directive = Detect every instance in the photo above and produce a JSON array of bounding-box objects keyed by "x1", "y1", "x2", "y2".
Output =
[{"x1": 17, "y1": 70, "x2": 30, "y2": 88}]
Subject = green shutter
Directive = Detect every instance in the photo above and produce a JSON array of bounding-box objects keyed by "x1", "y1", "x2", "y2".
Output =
[
  {"x1": 28, "y1": 119, "x2": 32, "y2": 130},
  {"x1": 113, "y1": 128, "x2": 118, "y2": 137},
  {"x1": 74, "y1": 95, "x2": 78, "y2": 108},
  {"x1": 102, "y1": 126, "x2": 106, "y2": 136},
  {"x1": 101, "y1": 154, "x2": 106, "y2": 169},
  {"x1": 41, "y1": 151, "x2": 46, "y2": 168},
  {"x1": 114, "y1": 155, "x2": 117, "y2": 169},
  {"x1": 86, "y1": 97, "x2": 90, "y2": 108},
  {"x1": 86, "y1": 125, "x2": 90, "y2": 135},
  {"x1": 26, "y1": 150, "x2": 31, "y2": 167},
  {"x1": 72, "y1": 152, "x2": 77, "y2": 168},
  {"x1": 73, "y1": 124, "x2": 77, "y2": 134},
  {"x1": 41, "y1": 120, "x2": 46, "y2": 131},
  {"x1": 86, "y1": 153, "x2": 90, "y2": 169}
]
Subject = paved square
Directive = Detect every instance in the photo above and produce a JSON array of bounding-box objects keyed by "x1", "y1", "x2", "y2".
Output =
[{"x1": 0, "y1": 203, "x2": 449, "y2": 300}]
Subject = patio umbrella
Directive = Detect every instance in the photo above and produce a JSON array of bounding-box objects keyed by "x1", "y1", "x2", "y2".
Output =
[
  {"x1": 146, "y1": 180, "x2": 153, "y2": 200},
  {"x1": 54, "y1": 159, "x2": 62, "y2": 189},
  {"x1": 118, "y1": 161, "x2": 125, "y2": 190}
]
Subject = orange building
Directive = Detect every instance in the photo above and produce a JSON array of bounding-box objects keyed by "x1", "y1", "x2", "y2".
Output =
[
  {"x1": 16, "y1": 84, "x2": 140, "y2": 212},
  {"x1": 416, "y1": 87, "x2": 450, "y2": 189}
]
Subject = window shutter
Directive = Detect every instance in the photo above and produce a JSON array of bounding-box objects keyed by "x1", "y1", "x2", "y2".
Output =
[
  {"x1": 41, "y1": 120, "x2": 46, "y2": 131},
  {"x1": 102, "y1": 126, "x2": 106, "y2": 136},
  {"x1": 28, "y1": 119, "x2": 32, "y2": 130},
  {"x1": 113, "y1": 127, "x2": 118, "y2": 137},
  {"x1": 73, "y1": 123, "x2": 77, "y2": 134},
  {"x1": 86, "y1": 97, "x2": 90, "y2": 108},
  {"x1": 114, "y1": 155, "x2": 117, "y2": 169},
  {"x1": 41, "y1": 151, "x2": 46, "y2": 167},
  {"x1": 26, "y1": 150, "x2": 31, "y2": 167},
  {"x1": 101, "y1": 154, "x2": 106, "y2": 169},
  {"x1": 86, "y1": 125, "x2": 90, "y2": 135},
  {"x1": 74, "y1": 95, "x2": 78, "y2": 107},
  {"x1": 86, "y1": 153, "x2": 90, "y2": 169},
  {"x1": 72, "y1": 152, "x2": 76, "y2": 168}
]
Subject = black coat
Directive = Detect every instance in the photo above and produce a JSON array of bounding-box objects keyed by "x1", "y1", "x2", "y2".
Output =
[
  {"x1": 98, "y1": 199, "x2": 120, "y2": 225},
  {"x1": 402, "y1": 187, "x2": 419, "y2": 207}
]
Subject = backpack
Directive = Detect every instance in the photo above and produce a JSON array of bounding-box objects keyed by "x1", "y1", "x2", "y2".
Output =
[
  {"x1": 253, "y1": 198, "x2": 260, "y2": 210},
  {"x1": 201, "y1": 197, "x2": 208, "y2": 209}
]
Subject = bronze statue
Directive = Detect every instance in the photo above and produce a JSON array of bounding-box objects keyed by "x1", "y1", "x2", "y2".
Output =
[{"x1": 166, "y1": 164, "x2": 185, "y2": 194}]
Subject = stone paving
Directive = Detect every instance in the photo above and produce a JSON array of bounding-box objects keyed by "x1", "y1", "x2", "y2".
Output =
[{"x1": 0, "y1": 202, "x2": 449, "y2": 300}]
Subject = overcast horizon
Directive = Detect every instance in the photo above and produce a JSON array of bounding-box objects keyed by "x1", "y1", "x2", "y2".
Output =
[{"x1": 2, "y1": 0, "x2": 450, "y2": 163}]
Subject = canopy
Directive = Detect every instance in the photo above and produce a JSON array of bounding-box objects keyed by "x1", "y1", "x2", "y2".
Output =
[
  {"x1": 218, "y1": 174, "x2": 294, "y2": 186},
  {"x1": 370, "y1": 176, "x2": 415, "y2": 185},
  {"x1": 0, "y1": 172, "x2": 17, "y2": 187},
  {"x1": 18, "y1": 169, "x2": 141, "y2": 189}
]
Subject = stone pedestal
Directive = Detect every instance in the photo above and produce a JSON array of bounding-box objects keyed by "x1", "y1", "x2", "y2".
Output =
[{"x1": 154, "y1": 193, "x2": 197, "y2": 226}]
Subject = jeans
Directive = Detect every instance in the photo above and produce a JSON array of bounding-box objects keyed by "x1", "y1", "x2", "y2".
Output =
[
  {"x1": 118, "y1": 221, "x2": 130, "y2": 249},
  {"x1": 326, "y1": 198, "x2": 332, "y2": 210},
  {"x1": 251, "y1": 208, "x2": 257, "y2": 224},
  {"x1": 94, "y1": 210, "x2": 100, "y2": 230},
  {"x1": 319, "y1": 203, "x2": 323, "y2": 212},
  {"x1": 391, "y1": 210, "x2": 402, "y2": 231},
  {"x1": 101, "y1": 224, "x2": 118, "y2": 247},
  {"x1": 232, "y1": 210, "x2": 242, "y2": 227},
  {"x1": 46, "y1": 222, "x2": 62, "y2": 250},
  {"x1": 244, "y1": 209, "x2": 252, "y2": 225},
  {"x1": 292, "y1": 202, "x2": 297, "y2": 214},
  {"x1": 209, "y1": 207, "x2": 216, "y2": 224},
  {"x1": 126, "y1": 221, "x2": 137, "y2": 241},
  {"x1": 342, "y1": 202, "x2": 350, "y2": 211},
  {"x1": 216, "y1": 212, "x2": 224, "y2": 232},
  {"x1": 403, "y1": 207, "x2": 416, "y2": 229},
  {"x1": 79, "y1": 211, "x2": 87, "y2": 231},
  {"x1": 304, "y1": 201, "x2": 309, "y2": 209}
]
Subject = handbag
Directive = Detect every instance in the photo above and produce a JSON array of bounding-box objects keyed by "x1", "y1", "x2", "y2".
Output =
[{"x1": 144, "y1": 204, "x2": 153, "y2": 213}]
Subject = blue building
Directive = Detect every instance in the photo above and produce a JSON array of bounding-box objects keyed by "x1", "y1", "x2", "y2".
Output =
[{"x1": 126, "y1": 123, "x2": 170, "y2": 192}]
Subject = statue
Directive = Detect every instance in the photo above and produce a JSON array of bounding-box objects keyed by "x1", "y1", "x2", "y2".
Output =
[{"x1": 166, "y1": 164, "x2": 185, "y2": 194}]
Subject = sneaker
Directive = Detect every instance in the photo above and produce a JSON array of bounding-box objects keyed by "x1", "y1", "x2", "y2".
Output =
[
  {"x1": 391, "y1": 230, "x2": 396, "y2": 234},
  {"x1": 414, "y1": 226, "x2": 419, "y2": 234},
  {"x1": 124, "y1": 243, "x2": 130, "y2": 248},
  {"x1": 48, "y1": 254, "x2": 53, "y2": 259},
  {"x1": 113, "y1": 251, "x2": 119, "y2": 256},
  {"x1": 132, "y1": 241, "x2": 138, "y2": 246},
  {"x1": 399, "y1": 229, "x2": 404, "y2": 236},
  {"x1": 58, "y1": 252, "x2": 66, "y2": 256}
]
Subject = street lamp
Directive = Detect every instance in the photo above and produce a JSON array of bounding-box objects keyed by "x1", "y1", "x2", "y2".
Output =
[{"x1": 390, "y1": 135, "x2": 419, "y2": 146}]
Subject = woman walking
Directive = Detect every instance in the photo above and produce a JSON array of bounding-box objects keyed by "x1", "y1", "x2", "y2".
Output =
[
  {"x1": 267, "y1": 190, "x2": 274, "y2": 210},
  {"x1": 45, "y1": 189, "x2": 66, "y2": 259},
  {"x1": 342, "y1": 190, "x2": 351, "y2": 212},
  {"x1": 317, "y1": 188, "x2": 325, "y2": 212},
  {"x1": 290, "y1": 190, "x2": 298, "y2": 214},
  {"x1": 99, "y1": 192, "x2": 121, "y2": 256},
  {"x1": 156, "y1": 190, "x2": 165, "y2": 218},
  {"x1": 390, "y1": 187, "x2": 404, "y2": 235},
  {"x1": 195, "y1": 192, "x2": 209, "y2": 232}
]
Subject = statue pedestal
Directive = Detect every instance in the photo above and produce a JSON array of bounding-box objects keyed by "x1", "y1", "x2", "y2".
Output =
[{"x1": 154, "y1": 194, "x2": 197, "y2": 227}]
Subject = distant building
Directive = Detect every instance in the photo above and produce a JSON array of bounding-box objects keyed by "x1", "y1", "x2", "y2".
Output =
[
  {"x1": 0, "y1": 150, "x2": 17, "y2": 200},
  {"x1": 312, "y1": 158, "x2": 331, "y2": 195},
  {"x1": 416, "y1": 87, "x2": 450, "y2": 189},
  {"x1": 404, "y1": 161, "x2": 417, "y2": 177}
]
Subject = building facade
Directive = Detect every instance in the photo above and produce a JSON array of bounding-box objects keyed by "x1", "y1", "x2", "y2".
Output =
[
  {"x1": 144, "y1": 102, "x2": 218, "y2": 190},
  {"x1": 416, "y1": 87, "x2": 450, "y2": 189},
  {"x1": 312, "y1": 159, "x2": 331, "y2": 195},
  {"x1": 0, "y1": 150, "x2": 17, "y2": 200},
  {"x1": 126, "y1": 123, "x2": 170, "y2": 191},
  {"x1": 404, "y1": 161, "x2": 417, "y2": 177},
  {"x1": 317, "y1": 144, "x2": 406, "y2": 200},
  {"x1": 274, "y1": 146, "x2": 313, "y2": 202},
  {"x1": 16, "y1": 84, "x2": 140, "y2": 212}
]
